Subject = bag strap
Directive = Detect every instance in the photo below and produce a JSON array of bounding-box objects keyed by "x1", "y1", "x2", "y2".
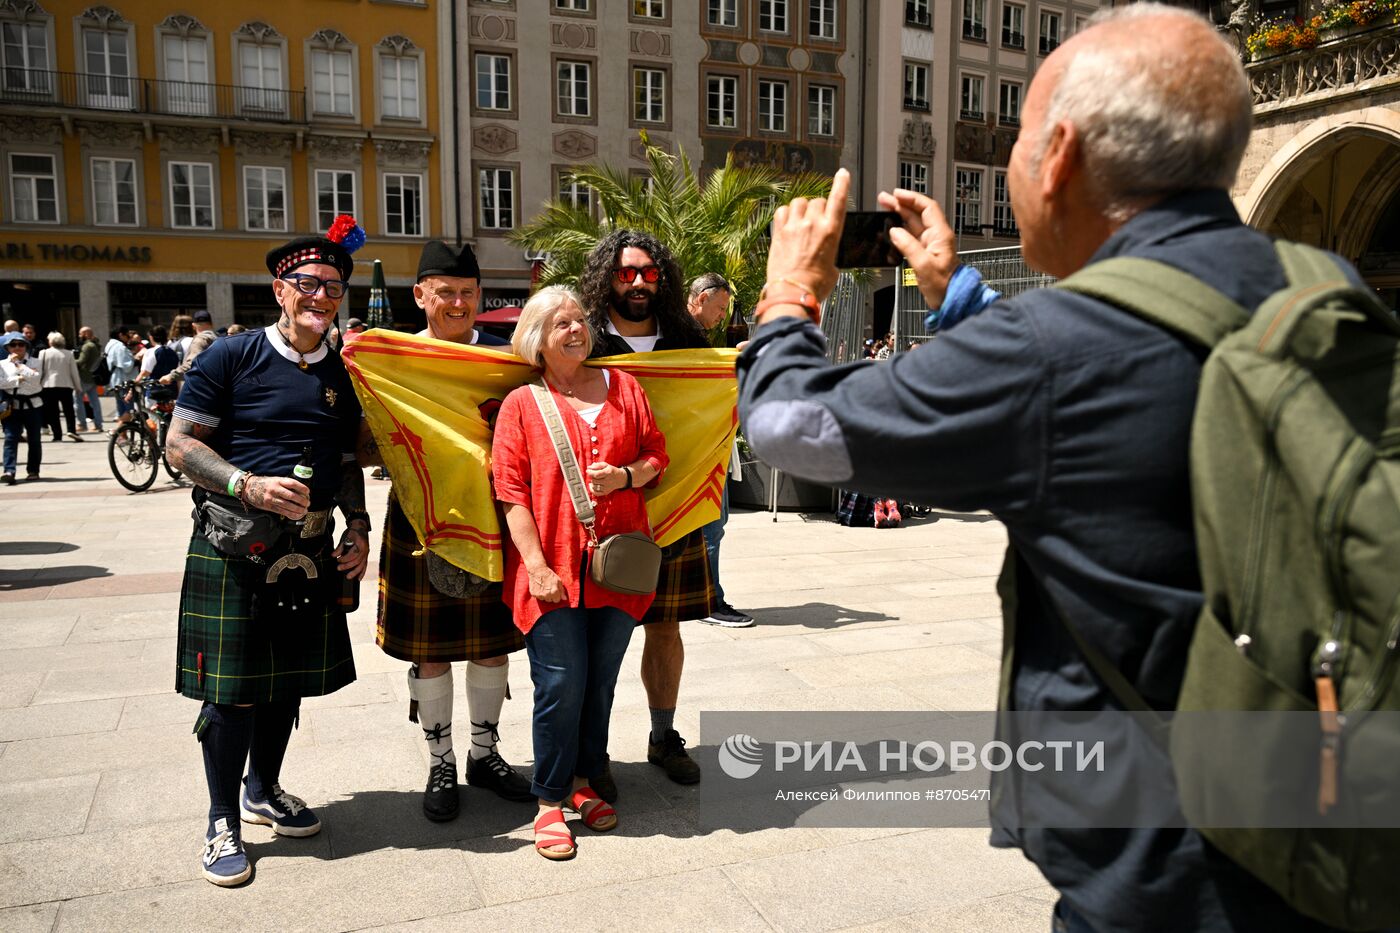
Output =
[
  {"x1": 528, "y1": 381, "x2": 598, "y2": 544},
  {"x1": 1274, "y1": 240, "x2": 1350, "y2": 289},
  {"x1": 1055, "y1": 257, "x2": 1251, "y2": 350}
]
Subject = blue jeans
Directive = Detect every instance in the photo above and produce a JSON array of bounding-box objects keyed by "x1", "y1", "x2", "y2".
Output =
[
  {"x1": 112, "y1": 384, "x2": 133, "y2": 419},
  {"x1": 700, "y1": 482, "x2": 730, "y2": 604},
  {"x1": 75, "y1": 384, "x2": 103, "y2": 431},
  {"x1": 524, "y1": 605, "x2": 636, "y2": 801},
  {"x1": 3, "y1": 405, "x2": 44, "y2": 476}
]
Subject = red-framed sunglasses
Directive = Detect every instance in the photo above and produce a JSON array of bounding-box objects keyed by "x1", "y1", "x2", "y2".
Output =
[{"x1": 614, "y1": 265, "x2": 662, "y2": 285}]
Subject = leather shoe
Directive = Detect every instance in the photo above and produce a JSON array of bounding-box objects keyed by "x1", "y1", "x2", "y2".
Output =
[
  {"x1": 647, "y1": 729, "x2": 702, "y2": 785},
  {"x1": 423, "y1": 759, "x2": 459, "y2": 822},
  {"x1": 466, "y1": 751, "x2": 535, "y2": 802}
]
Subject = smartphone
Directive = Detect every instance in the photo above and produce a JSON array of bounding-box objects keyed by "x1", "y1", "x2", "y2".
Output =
[{"x1": 836, "y1": 211, "x2": 903, "y2": 268}]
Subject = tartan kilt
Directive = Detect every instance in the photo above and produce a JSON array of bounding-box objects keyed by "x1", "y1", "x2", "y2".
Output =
[
  {"x1": 376, "y1": 494, "x2": 524, "y2": 662},
  {"x1": 639, "y1": 528, "x2": 714, "y2": 625},
  {"x1": 836, "y1": 490, "x2": 876, "y2": 527},
  {"x1": 175, "y1": 532, "x2": 356, "y2": 704}
]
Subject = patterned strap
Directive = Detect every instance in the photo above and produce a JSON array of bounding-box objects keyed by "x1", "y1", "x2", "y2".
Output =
[{"x1": 528, "y1": 381, "x2": 597, "y2": 542}]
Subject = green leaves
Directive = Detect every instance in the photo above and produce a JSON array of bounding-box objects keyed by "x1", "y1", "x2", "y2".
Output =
[{"x1": 509, "y1": 133, "x2": 832, "y2": 341}]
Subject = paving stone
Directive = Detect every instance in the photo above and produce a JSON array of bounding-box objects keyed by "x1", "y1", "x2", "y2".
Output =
[
  {"x1": 117, "y1": 691, "x2": 192, "y2": 730},
  {"x1": 377, "y1": 867, "x2": 768, "y2": 933},
  {"x1": 0, "y1": 615, "x2": 79, "y2": 649},
  {"x1": 0, "y1": 641, "x2": 145, "y2": 678},
  {"x1": 0, "y1": 903, "x2": 60, "y2": 933},
  {"x1": 2, "y1": 721, "x2": 193, "y2": 782},
  {"x1": 721, "y1": 829, "x2": 1045, "y2": 933},
  {"x1": 806, "y1": 619, "x2": 998, "y2": 657},
  {"x1": 0, "y1": 697, "x2": 123, "y2": 741},
  {"x1": 784, "y1": 644, "x2": 1001, "y2": 691},
  {"x1": 0, "y1": 774, "x2": 101, "y2": 844},
  {"x1": 51, "y1": 843, "x2": 477, "y2": 933},
  {"x1": 30, "y1": 659, "x2": 170, "y2": 706},
  {"x1": 0, "y1": 672, "x2": 43, "y2": 709}
]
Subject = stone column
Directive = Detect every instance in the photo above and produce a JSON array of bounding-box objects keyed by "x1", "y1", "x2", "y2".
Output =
[
  {"x1": 206, "y1": 281, "x2": 234, "y2": 329},
  {"x1": 78, "y1": 277, "x2": 111, "y2": 339}
]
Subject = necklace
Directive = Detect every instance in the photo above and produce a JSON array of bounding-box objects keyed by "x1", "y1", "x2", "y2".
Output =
[{"x1": 273, "y1": 325, "x2": 321, "y2": 371}]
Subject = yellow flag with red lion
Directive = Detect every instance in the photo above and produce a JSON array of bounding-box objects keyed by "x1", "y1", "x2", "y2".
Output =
[{"x1": 342, "y1": 330, "x2": 739, "y2": 582}]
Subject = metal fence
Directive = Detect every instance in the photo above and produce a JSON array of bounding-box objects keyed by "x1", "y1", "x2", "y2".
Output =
[
  {"x1": 892, "y1": 246, "x2": 1054, "y2": 351},
  {"x1": 818, "y1": 273, "x2": 869, "y2": 364},
  {"x1": 0, "y1": 70, "x2": 307, "y2": 123}
]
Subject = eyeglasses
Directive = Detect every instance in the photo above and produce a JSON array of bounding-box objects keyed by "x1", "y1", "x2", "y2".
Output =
[
  {"x1": 282, "y1": 273, "x2": 348, "y2": 300},
  {"x1": 614, "y1": 265, "x2": 662, "y2": 285}
]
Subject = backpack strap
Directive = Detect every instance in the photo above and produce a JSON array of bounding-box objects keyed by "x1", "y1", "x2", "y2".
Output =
[
  {"x1": 1055, "y1": 258, "x2": 1251, "y2": 350},
  {"x1": 1274, "y1": 240, "x2": 1350, "y2": 289}
]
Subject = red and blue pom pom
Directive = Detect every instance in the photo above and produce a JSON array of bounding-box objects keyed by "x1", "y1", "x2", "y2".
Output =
[{"x1": 327, "y1": 214, "x2": 366, "y2": 254}]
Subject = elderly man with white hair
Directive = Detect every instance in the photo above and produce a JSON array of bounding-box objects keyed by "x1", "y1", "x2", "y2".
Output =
[{"x1": 735, "y1": 6, "x2": 1376, "y2": 931}]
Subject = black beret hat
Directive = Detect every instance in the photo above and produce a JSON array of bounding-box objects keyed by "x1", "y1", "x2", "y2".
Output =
[
  {"x1": 265, "y1": 236, "x2": 355, "y2": 282},
  {"x1": 417, "y1": 240, "x2": 481, "y2": 283}
]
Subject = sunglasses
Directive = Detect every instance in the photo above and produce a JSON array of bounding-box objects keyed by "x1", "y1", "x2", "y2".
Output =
[
  {"x1": 614, "y1": 265, "x2": 662, "y2": 285},
  {"x1": 282, "y1": 273, "x2": 348, "y2": 300}
]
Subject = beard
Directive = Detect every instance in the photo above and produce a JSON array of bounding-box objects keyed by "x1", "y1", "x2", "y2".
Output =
[
  {"x1": 609, "y1": 287, "x2": 657, "y2": 323},
  {"x1": 298, "y1": 307, "x2": 333, "y2": 335}
]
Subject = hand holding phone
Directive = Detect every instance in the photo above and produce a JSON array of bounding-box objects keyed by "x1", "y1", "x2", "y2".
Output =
[{"x1": 835, "y1": 212, "x2": 904, "y2": 268}]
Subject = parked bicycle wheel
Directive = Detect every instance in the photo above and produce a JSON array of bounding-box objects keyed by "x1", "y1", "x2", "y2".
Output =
[
  {"x1": 162, "y1": 451, "x2": 183, "y2": 483},
  {"x1": 109, "y1": 421, "x2": 159, "y2": 492}
]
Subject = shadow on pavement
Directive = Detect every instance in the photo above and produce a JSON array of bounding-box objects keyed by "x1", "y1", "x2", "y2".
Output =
[
  {"x1": 746, "y1": 602, "x2": 896, "y2": 630},
  {"x1": 309, "y1": 788, "x2": 536, "y2": 860},
  {"x1": 0, "y1": 541, "x2": 79, "y2": 556},
  {"x1": 0, "y1": 565, "x2": 112, "y2": 590}
]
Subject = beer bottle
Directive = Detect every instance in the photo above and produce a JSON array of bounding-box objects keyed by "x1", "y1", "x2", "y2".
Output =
[{"x1": 293, "y1": 446, "x2": 314, "y2": 480}]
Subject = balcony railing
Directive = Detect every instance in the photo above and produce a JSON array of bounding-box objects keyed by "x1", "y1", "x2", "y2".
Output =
[
  {"x1": 964, "y1": 22, "x2": 988, "y2": 41},
  {"x1": 904, "y1": 97, "x2": 930, "y2": 111},
  {"x1": 0, "y1": 69, "x2": 307, "y2": 123},
  {"x1": 905, "y1": 2, "x2": 931, "y2": 27},
  {"x1": 1002, "y1": 30, "x2": 1025, "y2": 49},
  {"x1": 1039, "y1": 35, "x2": 1060, "y2": 54},
  {"x1": 1245, "y1": 21, "x2": 1400, "y2": 113},
  {"x1": 960, "y1": 108, "x2": 984, "y2": 121}
]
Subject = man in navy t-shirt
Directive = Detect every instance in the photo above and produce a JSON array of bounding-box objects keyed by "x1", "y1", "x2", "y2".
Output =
[
  {"x1": 356, "y1": 240, "x2": 532, "y2": 824},
  {"x1": 166, "y1": 226, "x2": 371, "y2": 888}
]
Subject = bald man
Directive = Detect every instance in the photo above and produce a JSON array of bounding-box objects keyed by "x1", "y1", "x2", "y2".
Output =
[{"x1": 736, "y1": 6, "x2": 1369, "y2": 931}]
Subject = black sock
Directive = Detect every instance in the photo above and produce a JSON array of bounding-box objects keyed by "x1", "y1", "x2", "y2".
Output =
[
  {"x1": 246, "y1": 699, "x2": 300, "y2": 803},
  {"x1": 198, "y1": 703, "x2": 254, "y2": 835}
]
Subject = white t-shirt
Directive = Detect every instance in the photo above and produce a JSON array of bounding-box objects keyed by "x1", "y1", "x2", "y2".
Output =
[
  {"x1": 417, "y1": 327, "x2": 481, "y2": 344},
  {"x1": 573, "y1": 370, "x2": 611, "y2": 427},
  {"x1": 605, "y1": 320, "x2": 662, "y2": 353}
]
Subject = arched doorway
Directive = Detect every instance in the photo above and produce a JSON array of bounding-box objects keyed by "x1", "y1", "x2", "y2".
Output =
[{"x1": 1240, "y1": 111, "x2": 1400, "y2": 309}]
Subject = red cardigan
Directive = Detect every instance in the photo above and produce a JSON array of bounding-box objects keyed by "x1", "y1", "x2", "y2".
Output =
[{"x1": 492, "y1": 369, "x2": 668, "y2": 633}]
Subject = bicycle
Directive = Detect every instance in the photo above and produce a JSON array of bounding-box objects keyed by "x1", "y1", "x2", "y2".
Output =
[{"x1": 107, "y1": 381, "x2": 183, "y2": 492}]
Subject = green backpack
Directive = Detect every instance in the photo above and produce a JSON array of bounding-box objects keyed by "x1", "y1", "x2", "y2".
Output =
[{"x1": 1056, "y1": 241, "x2": 1400, "y2": 931}]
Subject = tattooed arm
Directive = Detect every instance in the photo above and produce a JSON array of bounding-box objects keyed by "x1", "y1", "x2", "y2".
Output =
[
  {"x1": 355, "y1": 418, "x2": 383, "y2": 468},
  {"x1": 165, "y1": 417, "x2": 310, "y2": 520},
  {"x1": 334, "y1": 457, "x2": 370, "y2": 580}
]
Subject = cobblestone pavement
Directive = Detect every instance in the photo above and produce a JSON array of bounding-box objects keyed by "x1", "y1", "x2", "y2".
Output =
[{"x1": 0, "y1": 413, "x2": 1054, "y2": 932}]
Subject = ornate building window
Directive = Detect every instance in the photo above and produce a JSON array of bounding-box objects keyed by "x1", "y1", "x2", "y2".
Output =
[
  {"x1": 234, "y1": 22, "x2": 287, "y2": 116},
  {"x1": 1, "y1": 0, "x2": 53, "y2": 95},
  {"x1": 377, "y1": 35, "x2": 421, "y2": 122},
  {"x1": 309, "y1": 28, "x2": 355, "y2": 118},
  {"x1": 383, "y1": 172, "x2": 423, "y2": 237},
  {"x1": 78, "y1": 5, "x2": 135, "y2": 110},
  {"x1": 8, "y1": 151, "x2": 58, "y2": 222},
  {"x1": 243, "y1": 165, "x2": 287, "y2": 232},
  {"x1": 91, "y1": 156, "x2": 136, "y2": 225}
]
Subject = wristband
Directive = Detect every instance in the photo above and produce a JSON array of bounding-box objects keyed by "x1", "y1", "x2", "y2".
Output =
[
  {"x1": 622, "y1": 466, "x2": 634, "y2": 489},
  {"x1": 758, "y1": 276, "x2": 818, "y2": 304},
  {"x1": 226, "y1": 469, "x2": 245, "y2": 498}
]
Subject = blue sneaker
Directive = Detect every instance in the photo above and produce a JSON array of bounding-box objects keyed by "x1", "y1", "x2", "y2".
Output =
[
  {"x1": 202, "y1": 818, "x2": 251, "y2": 886},
  {"x1": 240, "y1": 781, "x2": 321, "y2": 837}
]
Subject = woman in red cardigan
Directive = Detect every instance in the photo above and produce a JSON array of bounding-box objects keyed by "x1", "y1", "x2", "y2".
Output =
[{"x1": 492, "y1": 285, "x2": 668, "y2": 861}]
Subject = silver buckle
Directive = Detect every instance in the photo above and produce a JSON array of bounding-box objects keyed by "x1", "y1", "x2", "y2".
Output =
[{"x1": 300, "y1": 510, "x2": 329, "y2": 539}]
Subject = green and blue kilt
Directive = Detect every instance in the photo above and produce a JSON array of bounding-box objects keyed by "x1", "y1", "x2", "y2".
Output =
[
  {"x1": 641, "y1": 528, "x2": 714, "y2": 625},
  {"x1": 375, "y1": 494, "x2": 524, "y2": 663},
  {"x1": 175, "y1": 532, "x2": 356, "y2": 704}
]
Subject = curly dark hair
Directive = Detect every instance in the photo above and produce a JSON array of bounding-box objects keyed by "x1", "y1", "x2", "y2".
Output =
[{"x1": 577, "y1": 229, "x2": 708, "y2": 350}]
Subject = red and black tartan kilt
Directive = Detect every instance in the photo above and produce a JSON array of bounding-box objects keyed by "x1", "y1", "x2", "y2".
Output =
[
  {"x1": 639, "y1": 528, "x2": 714, "y2": 625},
  {"x1": 375, "y1": 494, "x2": 524, "y2": 663}
]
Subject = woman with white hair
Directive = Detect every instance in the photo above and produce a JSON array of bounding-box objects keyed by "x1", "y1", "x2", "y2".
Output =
[
  {"x1": 38, "y1": 331, "x2": 83, "y2": 442},
  {"x1": 491, "y1": 285, "x2": 668, "y2": 861}
]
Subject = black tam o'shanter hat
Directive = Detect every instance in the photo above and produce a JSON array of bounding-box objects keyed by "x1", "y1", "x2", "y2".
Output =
[
  {"x1": 417, "y1": 240, "x2": 481, "y2": 282},
  {"x1": 265, "y1": 214, "x2": 364, "y2": 281}
]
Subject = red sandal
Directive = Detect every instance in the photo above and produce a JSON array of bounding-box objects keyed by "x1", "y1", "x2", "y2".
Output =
[
  {"x1": 533, "y1": 807, "x2": 576, "y2": 860},
  {"x1": 566, "y1": 786, "x2": 618, "y2": 832}
]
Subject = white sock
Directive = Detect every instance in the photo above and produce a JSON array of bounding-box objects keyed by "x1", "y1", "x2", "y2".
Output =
[
  {"x1": 408, "y1": 667, "x2": 455, "y2": 769},
  {"x1": 465, "y1": 659, "x2": 508, "y2": 761}
]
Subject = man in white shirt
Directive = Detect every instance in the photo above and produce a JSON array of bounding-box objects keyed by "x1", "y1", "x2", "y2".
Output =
[
  {"x1": 1, "y1": 331, "x2": 45, "y2": 483},
  {"x1": 104, "y1": 327, "x2": 138, "y2": 424}
]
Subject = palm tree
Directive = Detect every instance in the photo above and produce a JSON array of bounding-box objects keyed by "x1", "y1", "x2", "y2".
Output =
[{"x1": 509, "y1": 132, "x2": 833, "y2": 341}]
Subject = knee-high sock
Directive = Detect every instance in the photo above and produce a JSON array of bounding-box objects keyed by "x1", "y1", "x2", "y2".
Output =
[
  {"x1": 409, "y1": 666, "x2": 455, "y2": 769},
  {"x1": 198, "y1": 703, "x2": 254, "y2": 834},
  {"x1": 466, "y1": 659, "x2": 509, "y2": 761},
  {"x1": 246, "y1": 699, "x2": 299, "y2": 802}
]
